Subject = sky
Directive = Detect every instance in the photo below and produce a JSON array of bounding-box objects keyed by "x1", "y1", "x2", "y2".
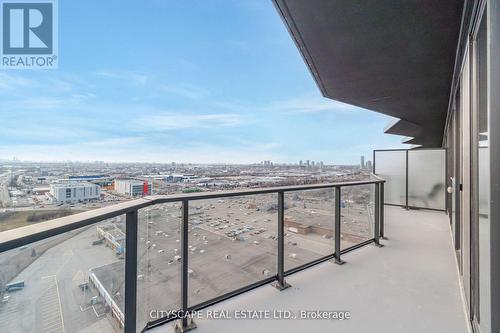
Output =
[{"x1": 0, "y1": 0, "x2": 406, "y2": 164}]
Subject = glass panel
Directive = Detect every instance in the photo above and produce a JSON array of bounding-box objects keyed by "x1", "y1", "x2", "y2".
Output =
[
  {"x1": 408, "y1": 150, "x2": 446, "y2": 210},
  {"x1": 374, "y1": 151, "x2": 406, "y2": 205},
  {"x1": 340, "y1": 184, "x2": 375, "y2": 250},
  {"x1": 188, "y1": 194, "x2": 277, "y2": 307},
  {"x1": 460, "y1": 49, "x2": 472, "y2": 303},
  {"x1": 284, "y1": 189, "x2": 334, "y2": 271},
  {"x1": 476, "y1": 11, "x2": 490, "y2": 332},
  {"x1": 0, "y1": 216, "x2": 126, "y2": 333},
  {"x1": 136, "y1": 203, "x2": 181, "y2": 330},
  {"x1": 446, "y1": 124, "x2": 454, "y2": 218},
  {"x1": 452, "y1": 112, "x2": 457, "y2": 233}
]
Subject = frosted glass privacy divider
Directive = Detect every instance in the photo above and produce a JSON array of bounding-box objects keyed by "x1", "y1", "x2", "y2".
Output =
[
  {"x1": 374, "y1": 150, "x2": 406, "y2": 206},
  {"x1": 408, "y1": 150, "x2": 446, "y2": 210}
]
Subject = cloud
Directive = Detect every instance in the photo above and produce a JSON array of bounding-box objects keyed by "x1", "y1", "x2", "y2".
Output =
[
  {"x1": 0, "y1": 73, "x2": 96, "y2": 109},
  {"x1": 235, "y1": 140, "x2": 282, "y2": 151},
  {"x1": 0, "y1": 67, "x2": 402, "y2": 164},
  {"x1": 0, "y1": 141, "x2": 277, "y2": 164},
  {"x1": 0, "y1": 94, "x2": 94, "y2": 110},
  {"x1": 93, "y1": 71, "x2": 209, "y2": 100},
  {"x1": 94, "y1": 70, "x2": 149, "y2": 86},
  {"x1": 0, "y1": 72, "x2": 36, "y2": 89},
  {"x1": 0, "y1": 126, "x2": 96, "y2": 141},
  {"x1": 263, "y1": 94, "x2": 361, "y2": 114},
  {"x1": 158, "y1": 84, "x2": 209, "y2": 100},
  {"x1": 134, "y1": 112, "x2": 245, "y2": 131},
  {"x1": 80, "y1": 137, "x2": 145, "y2": 147}
]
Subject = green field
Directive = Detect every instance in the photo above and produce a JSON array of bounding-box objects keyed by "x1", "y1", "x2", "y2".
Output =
[{"x1": 0, "y1": 209, "x2": 82, "y2": 232}]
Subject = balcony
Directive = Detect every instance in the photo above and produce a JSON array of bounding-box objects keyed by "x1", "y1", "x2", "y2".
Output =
[
  {"x1": 1, "y1": 144, "x2": 470, "y2": 333},
  {"x1": 0, "y1": 179, "x2": 387, "y2": 333},
  {"x1": 0, "y1": 169, "x2": 471, "y2": 333},
  {"x1": 150, "y1": 206, "x2": 468, "y2": 333}
]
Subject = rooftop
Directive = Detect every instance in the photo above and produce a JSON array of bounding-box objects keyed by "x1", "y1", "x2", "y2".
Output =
[{"x1": 50, "y1": 181, "x2": 96, "y2": 188}]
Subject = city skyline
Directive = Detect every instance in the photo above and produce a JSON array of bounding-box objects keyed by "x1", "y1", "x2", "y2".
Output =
[{"x1": 0, "y1": 158, "x2": 370, "y2": 167}]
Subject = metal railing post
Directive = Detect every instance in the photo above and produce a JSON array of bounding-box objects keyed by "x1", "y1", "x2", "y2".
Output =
[
  {"x1": 175, "y1": 200, "x2": 196, "y2": 332},
  {"x1": 125, "y1": 210, "x2": 138, "y2": 333},
  {"x1": 273, "y1": 191, "x2": 291, "y2": 290},
  {"x1": 333, "y1": 186, "x2": 345, "y2": 265},
  {"x1": 374, "y1": 183, "x2": 383, "y2": 247},
  {"x1": 380, "y1": 182, "x2": 386, "y2": 239}
]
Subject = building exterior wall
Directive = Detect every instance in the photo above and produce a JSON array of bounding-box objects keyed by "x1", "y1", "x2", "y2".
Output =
[
  {"x1": 442, "y1": 1, "x2": 499, "y2": 332},
  {"x1": 88, "y1": 271, "x2": 124, "y2": 329},
  {"x1": 49, "y1": 182, "x2": 101, "y2": 204},
  {"x1": 285, "y1": 218, "x2": 334, "y2": 237},
  {"x1": 115, "y1": 180, "x2": 152, "y2": 197}
]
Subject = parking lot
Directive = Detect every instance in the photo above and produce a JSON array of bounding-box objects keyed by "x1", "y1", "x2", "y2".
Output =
[{"x1": 0, "y1": 186, "x2": 374, "y2": 332}]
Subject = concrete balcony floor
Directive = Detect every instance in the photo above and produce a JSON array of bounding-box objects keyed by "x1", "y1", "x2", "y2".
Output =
[{"x1": 152, "y1": 206, "x2": 470, "y2": 333}]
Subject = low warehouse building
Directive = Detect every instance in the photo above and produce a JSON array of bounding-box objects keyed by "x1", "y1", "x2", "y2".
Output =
[{"x1": 49, "y1": 182, "x2": 101, "y2": 204}]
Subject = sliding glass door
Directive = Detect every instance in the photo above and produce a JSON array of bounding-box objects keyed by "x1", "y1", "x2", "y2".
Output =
[
  {"x1": 471, "y1": 6, "x2": 489, "y2": 332},
  {"x1": 460, "y1": 45, "x2": 471, "y2": 306}
]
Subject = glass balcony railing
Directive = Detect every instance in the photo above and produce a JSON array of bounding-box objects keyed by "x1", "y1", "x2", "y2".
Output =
[
  {"x1": 340, "y1": 184, "x2": 376, "y2": 250},
  {"x1": 0, "y1": 179, "x2": 385, "y2": 333},
  {"x1": 284, "y1": 188, "x2": 335, "y2": 272}
]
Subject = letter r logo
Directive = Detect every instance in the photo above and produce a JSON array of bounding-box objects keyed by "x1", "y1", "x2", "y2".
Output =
[{"x1": 2, "y1": 2, "x2": 53, "y2": 54}]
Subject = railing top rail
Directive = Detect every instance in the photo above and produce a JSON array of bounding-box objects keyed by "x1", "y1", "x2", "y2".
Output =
[
  {"x1": 0, "y1": 178, "x2": 384, "y2": 253},
  {"x1": 0, "y1": 198, "x2": 153, "y2": 253},
  {"x1": 151, "y1": 178, "x2": 385, "y2": 203},
  {"x1": 370, "y1": 173, "x2": 385, "y2": 182}
]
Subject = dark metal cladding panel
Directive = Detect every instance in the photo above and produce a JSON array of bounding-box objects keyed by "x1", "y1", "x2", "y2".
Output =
[
  {"x1": 273, "y1": 0, "x2": 464, "y2": 147},
  {"x1": 384, "y1": 119, "x2": 423, "y2": 138}
]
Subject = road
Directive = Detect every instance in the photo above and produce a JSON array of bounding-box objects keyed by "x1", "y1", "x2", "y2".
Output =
[{"x1": 0, "y1": 222, "x2": 121, "y2": 333}]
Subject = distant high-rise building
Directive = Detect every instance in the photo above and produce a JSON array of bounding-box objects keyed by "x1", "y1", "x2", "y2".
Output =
[
  {"x1": 299, "y1": 160, "x2": 303, "y2": 167},
  {"x1": 311, "y1": 161, "x2": 316, "y2": 167},
  {"x1": 366, "y1": 160, "x2": 373, "y2": 171},
  {"x1": 306, "y1": 160, "x2": 310, "y2": 168},
  {"x1": 360, "y1": 156, "x2": 365, "y2": 169}
]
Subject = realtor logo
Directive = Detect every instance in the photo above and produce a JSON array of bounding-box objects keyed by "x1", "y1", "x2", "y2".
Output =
[{"x1": 1, "y1": 0, "x2": 58, "y2": 69}]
